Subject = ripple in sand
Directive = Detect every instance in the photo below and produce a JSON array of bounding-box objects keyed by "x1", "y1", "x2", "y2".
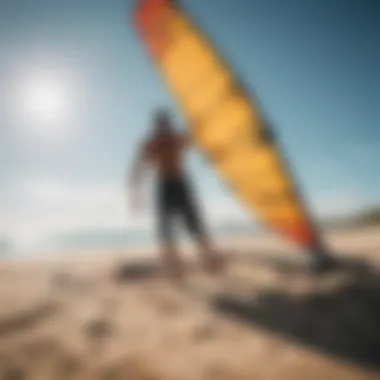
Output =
[
  {"x1": 55, "y1": 353, "x2": 84, "y2": 379},
  {"x1": 0, "y1": 300, "x2": 57, "y2": 338},
  {"x1": 154, "y1": 297, "x2": 183, "y2": 316},
  {"x1": 84, "y1": 318, "x2": 116, "y2": 357},
  {"x1": 51, "y1": 272, "x2": 72, "y2": 289},
  {"x1": 2, "y1": 365, "x2": 25, "y2": 380},
  {"x1": 192, "y1": 321, "x2": 219, "y2": 343},
  {"x1": 22, "y1": 337, "x2": 62, "y2": 362},
  {"x1": 97, "y1": 356, "x2": 161, "y2": 380},
  {"x1": 113, "y1": 261, "x2": 158, "y2": 284},
  {"x1": 86, "y1": 319, "x2": 114, "y2": 341}
]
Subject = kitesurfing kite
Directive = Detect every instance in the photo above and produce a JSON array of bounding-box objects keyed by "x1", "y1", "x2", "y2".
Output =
[{"x1": 131, "y1": 0, "x2": 334, "y2": 263}]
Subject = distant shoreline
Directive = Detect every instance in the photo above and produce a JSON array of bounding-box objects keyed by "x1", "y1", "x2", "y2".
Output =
[{"x1": 5, "y1": 211, "x2": 380, "y2": 258}]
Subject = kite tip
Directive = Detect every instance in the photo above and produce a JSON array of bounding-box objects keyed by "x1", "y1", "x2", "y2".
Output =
[{"x1": 308, "y1": 246, "x2": 341, "y2": 275}]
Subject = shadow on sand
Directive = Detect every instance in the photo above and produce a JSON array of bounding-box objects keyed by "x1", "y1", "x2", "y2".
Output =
[
  {"x1": 212, "y1": 253, "x2": 380, "y2": 371},
  {"x1": 111, "y1": 250, "x2": 380, "y2": 370}
]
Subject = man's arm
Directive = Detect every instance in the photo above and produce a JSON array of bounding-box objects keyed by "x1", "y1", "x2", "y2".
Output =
[
  {"x1": 129, "y1": 139, "x2": 153, "y2": 184},
  {"x1": 130, "y1": 146, "x2": 147, "y2": 187},
  {"x1": 180, "y1": 131, "x2": 193, "y2": 148},
  {"x1": 128, "y1": 142, "x2": 151, "y2": 212}
]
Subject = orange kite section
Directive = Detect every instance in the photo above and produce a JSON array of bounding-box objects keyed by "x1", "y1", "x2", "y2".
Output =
[{"x1": 132, "y1": 0, "x2": 321, "y2": 249}]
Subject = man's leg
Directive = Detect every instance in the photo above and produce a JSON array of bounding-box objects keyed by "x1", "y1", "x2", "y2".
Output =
[
  {"x1": 179, "y1": 182, "x2": 224, "y2": 274},
  {"x1": 157, "y1": 180, "x2": 185, "y2": 281}
]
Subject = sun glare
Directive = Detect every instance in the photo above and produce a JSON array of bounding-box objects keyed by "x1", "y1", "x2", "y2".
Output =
[
  {"x1": 15, "y1": 70, "x2": 72, "y2": 138},
  {"x1": 27, "y1": 80, "x2": 65, "y2": 120}
]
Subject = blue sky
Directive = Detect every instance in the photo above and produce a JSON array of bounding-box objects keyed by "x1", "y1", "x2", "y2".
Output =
[{"x1": 0, "y1": 0, "x2": 379, "y2": 250}]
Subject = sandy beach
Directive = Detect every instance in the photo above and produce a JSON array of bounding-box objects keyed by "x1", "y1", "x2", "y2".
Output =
[{"x1": 0, "y1": 226, "x2": 380, "y2": 379}]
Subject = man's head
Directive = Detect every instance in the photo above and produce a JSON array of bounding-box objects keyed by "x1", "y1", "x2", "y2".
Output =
[{"x1": 153, "y1": 109, "x2": 173, "y2": 137}]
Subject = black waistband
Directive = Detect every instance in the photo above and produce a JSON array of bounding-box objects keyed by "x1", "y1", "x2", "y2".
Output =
[{"x1": 158, "y1": 173, "x2": 187, "y2": 184}]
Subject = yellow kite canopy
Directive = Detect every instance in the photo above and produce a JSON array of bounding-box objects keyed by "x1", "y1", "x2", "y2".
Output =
[{"x1": 132, "y1": 0, "x2": 320, "y2": 249}]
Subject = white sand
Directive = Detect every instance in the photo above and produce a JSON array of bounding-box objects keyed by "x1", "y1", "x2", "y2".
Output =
[{"x1": 0, "y1": 226, "x2": 379, "y2": 379}]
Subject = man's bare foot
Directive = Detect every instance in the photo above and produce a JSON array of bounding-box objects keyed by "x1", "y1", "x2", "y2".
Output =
[{"x1": 201, "y1": 252, "x2": 225, "y2": 276}]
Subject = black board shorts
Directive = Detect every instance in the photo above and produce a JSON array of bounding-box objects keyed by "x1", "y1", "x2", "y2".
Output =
[{"x1": 156, "y1": 175, "x2": 206, "y2": 245}]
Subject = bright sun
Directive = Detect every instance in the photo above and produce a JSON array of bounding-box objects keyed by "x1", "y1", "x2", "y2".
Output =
[
  {"x1": 16, "y1": 71, "x2": 71, "y2": 137},
  {"x1": 26, "y1": 79, "x2": 65, "y2": 121}
]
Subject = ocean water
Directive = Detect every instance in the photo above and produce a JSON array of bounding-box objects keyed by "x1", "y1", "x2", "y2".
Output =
[
  {"x1": 0, "y1": 222, "x2": 262, "y2": 258},
  {"x1": 44, "y1": 222, "x2": 262, "y2": 254}
]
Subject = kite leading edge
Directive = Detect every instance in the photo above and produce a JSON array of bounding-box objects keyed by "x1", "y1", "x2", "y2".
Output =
[{"x1": 131, "y1": 0, "x2": 337, "y2": 268}]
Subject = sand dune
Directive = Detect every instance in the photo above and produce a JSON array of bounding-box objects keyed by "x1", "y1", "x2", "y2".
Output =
[{"x1": 0, "y1": 226, "x2": 380, "y2": 379}]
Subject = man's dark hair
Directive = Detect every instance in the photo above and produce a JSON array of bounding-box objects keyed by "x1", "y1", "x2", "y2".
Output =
[{"x1": 153, "y1": 109, "x2": 173, "y2": 136}]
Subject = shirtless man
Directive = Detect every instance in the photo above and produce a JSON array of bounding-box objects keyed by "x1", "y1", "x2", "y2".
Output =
[{"x1": 129, "y1": 110, "x2": 223, "y2": 280}]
